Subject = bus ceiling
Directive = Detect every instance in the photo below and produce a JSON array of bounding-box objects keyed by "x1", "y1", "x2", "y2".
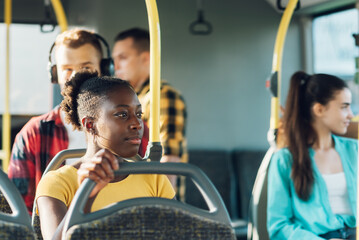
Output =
[
  {"x1": 0, "y1": 0, "x2": 69, "y2": 31},
  {"x1": 265, "y1": 0, "x2": 356, "y2": 15}
]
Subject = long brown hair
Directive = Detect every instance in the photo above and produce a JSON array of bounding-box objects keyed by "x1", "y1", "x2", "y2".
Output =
[{"x1": 283, "y1": 71, "x2": 348, "y2": 200}]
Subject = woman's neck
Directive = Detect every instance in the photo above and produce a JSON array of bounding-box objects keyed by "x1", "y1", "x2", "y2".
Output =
[
  {"x1": 82, "y1": 143, "x2": 125, "y2": 163},
  {"x1": 312, "y1": 122, "x2": 333, "y2": 150},
  {"x1": 82, "y1": 144, "x2": 101, "y2": 160}
]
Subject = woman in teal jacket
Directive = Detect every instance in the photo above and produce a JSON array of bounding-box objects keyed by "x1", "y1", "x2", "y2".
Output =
[{"x1": 267, "y1": 71, "x2": 357, "y2": 240}]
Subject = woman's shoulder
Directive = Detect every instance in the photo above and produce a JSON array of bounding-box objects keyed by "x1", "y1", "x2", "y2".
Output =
[
  {"x1": 41, "y1": 165, "x2": 78, "y2": 185},
  {"x1": 273, "y1": 148, "x2": 293, "y2": 161},
  {"x1": 133, "y1": 173, "x2": 164, "y2": 182},
  {"x1": 271, "y1": 148, "x2": 293, "y2": 170},
  {"x1": 333, "y1": 135, "x2": 358, "y2": 150},
  {"x1": 49, "y1": 165, "x2": 77, "y2": 175},
  {"x1": 333, "y1": 134, "x2": 357, "y2": 143},
  {"x1": 36, "y1": 165, "x2": 79, "y2": 204}
]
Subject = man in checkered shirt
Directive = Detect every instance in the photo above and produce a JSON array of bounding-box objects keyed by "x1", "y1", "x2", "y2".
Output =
[{"x1": 112, "y1": 28, "x2": 187, "y2": 188}]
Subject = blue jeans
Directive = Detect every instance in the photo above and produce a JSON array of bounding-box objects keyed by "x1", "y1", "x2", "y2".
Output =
[{"x1": 319, "y1": 227, "x2": 356, "y2": 240}]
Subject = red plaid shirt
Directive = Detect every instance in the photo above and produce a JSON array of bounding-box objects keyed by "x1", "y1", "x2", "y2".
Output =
[
  {"x1": 8, "y1": 106, "x2": 149, "y2": 215},
  {"x1": 8, "y1": 106, "x2": 68, "y2": 215}
]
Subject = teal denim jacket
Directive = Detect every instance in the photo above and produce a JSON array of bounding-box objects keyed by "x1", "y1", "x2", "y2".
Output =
[{"x1": 267, "y1": 135, "x2": 357, "y2": 240}]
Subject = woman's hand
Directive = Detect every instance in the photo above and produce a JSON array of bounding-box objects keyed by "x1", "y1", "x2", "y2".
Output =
[{"x1": 77, "y1": 149, "x2": 119, "y2": 198}]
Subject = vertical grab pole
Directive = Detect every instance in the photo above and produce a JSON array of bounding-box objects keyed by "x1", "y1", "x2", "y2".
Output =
[
  {"x1": 249, "y1": 2, "x2": 299, "y2": 239},
  {"x1": 267, "y1": 0, "x2": 298, "y2": 146},
  {"x1": 50, "y1": 0, "x2": 68, "y2": 32},
  {"x1": 1, "y1": 0, "x2": 12, "y2": 172},
  {"x1": 30, "y1": 0, "x2": 67, "y2": 222},
  {"x1": 144, "y1": 0, "x2": 162, "y2": 161},
  {"x1": 0, "y1": 0, "x2": 67, "y2": 172}
]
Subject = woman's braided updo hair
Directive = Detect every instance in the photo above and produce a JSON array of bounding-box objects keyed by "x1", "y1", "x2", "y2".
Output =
[{"x1": 60, "y1": 71, "x2": 133, "y2": 130}]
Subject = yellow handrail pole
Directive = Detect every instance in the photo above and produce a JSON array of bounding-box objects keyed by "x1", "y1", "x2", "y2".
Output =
[
  {"x1": 50, "y1": 0, "x2": 68, "y2": 32},
  {"x1": 268, "y1": 0, "x2": 298, "y2": 145},
  {"x1": 1, "y1": 0, "x2": 12, "y2": 172},
  {"x1": 143, "y1": 0, "x2": 162, "y2": 161},
  {"x1": 145, "y1": 0, "x2": 161, "y2": 143},
  {"x1": 0, "y1": 0, "x2": 67, "y2": 171}
]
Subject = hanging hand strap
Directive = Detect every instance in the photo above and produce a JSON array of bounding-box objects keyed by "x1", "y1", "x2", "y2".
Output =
[{"x1": 189, "y1": 0, "x2": 212, "y2": 35}]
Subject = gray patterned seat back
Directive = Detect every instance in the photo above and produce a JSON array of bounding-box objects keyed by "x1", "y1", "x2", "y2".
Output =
[
  {"x1": 32, "y1": 148, "x2": 145, "y2": 240},
  {"x1": 66, "y1": 204, "x2": 235, "y2": 240},
  {"x1": 0, "y1": 169, "x2": 35, "y2": 240},
  {"x1": 32, "y1": 214, "x2": 42, "y2": 240},
  {"x1": 0, "y1": 192, "x2": 12, "y2": 214},
  {"x1": 63, "y1": 162, "x2": 236, "y2": 240},
  {"x1": 0, "y1": 220, "x2": 35, "y2": 240}
]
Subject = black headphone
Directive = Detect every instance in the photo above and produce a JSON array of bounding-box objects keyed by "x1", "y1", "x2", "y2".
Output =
[{"x1": 48, "y1": 33, "x2": 114, "y2": 84}]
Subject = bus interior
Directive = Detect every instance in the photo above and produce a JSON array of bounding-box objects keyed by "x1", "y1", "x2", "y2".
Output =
[{"x1": 0, "y1": 0, "x2": 358, "y2": 239}]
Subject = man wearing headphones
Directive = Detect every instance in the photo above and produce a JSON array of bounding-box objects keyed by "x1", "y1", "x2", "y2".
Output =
[{"x1": 8, "y1": 29, "x2": 147, "y2": 215}]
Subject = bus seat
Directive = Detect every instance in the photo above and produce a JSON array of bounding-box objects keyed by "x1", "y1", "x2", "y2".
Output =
[
  {"x1": 32, "y1": 214, "x2": 42, "y2": 240},
  {"x1": 32, "y1": 148, "x2": 86, "y2": 240},
  {"x1": 247, "y1": 147, "x2": 275, "y2": 240},
  {"x1": 0, "y1": 169, "x2": 35, "y2": 239},
  {"x1": 232, "y1": 150, "x2": 266, "y2": 220},
  {"x1": 41, "y1": 148, "x2": 86, "y2": 176},
  {"x1": 185, "y1": 150, "x2": 236, "y2": 216},
  {"x1": 186, "y1": 150, "x2": 247, "y2": 239},
  {"x1": 0, "y1": 192, "x2": 12, "y2": 214},
  {"x1": 32, "y1": 148, "x2": 148, "y2": 239},
  {"x1": 62, "y1": 162, "x2": 237, "y2": 240}
]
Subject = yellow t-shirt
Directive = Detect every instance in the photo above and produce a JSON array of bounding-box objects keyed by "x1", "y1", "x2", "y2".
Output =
[{"x1": 36, "y1": 165, "x2": 175, "y2": 212}]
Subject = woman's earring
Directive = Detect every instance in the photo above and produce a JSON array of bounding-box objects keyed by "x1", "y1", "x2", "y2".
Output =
[{"x1": 86, "y1": 122, "x2": 93, "y2": 130}]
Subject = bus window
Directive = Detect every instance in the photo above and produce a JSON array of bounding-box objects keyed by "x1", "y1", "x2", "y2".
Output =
[
  {"x1": 312, "y1": 8, "x2": 358, "y2": 79},
  {"x1": 0, "y1": 24, "x2": 60, "y2": 115},
  {"x1": 313, "y1": 8, "x2": 358, "y2": 114}
]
